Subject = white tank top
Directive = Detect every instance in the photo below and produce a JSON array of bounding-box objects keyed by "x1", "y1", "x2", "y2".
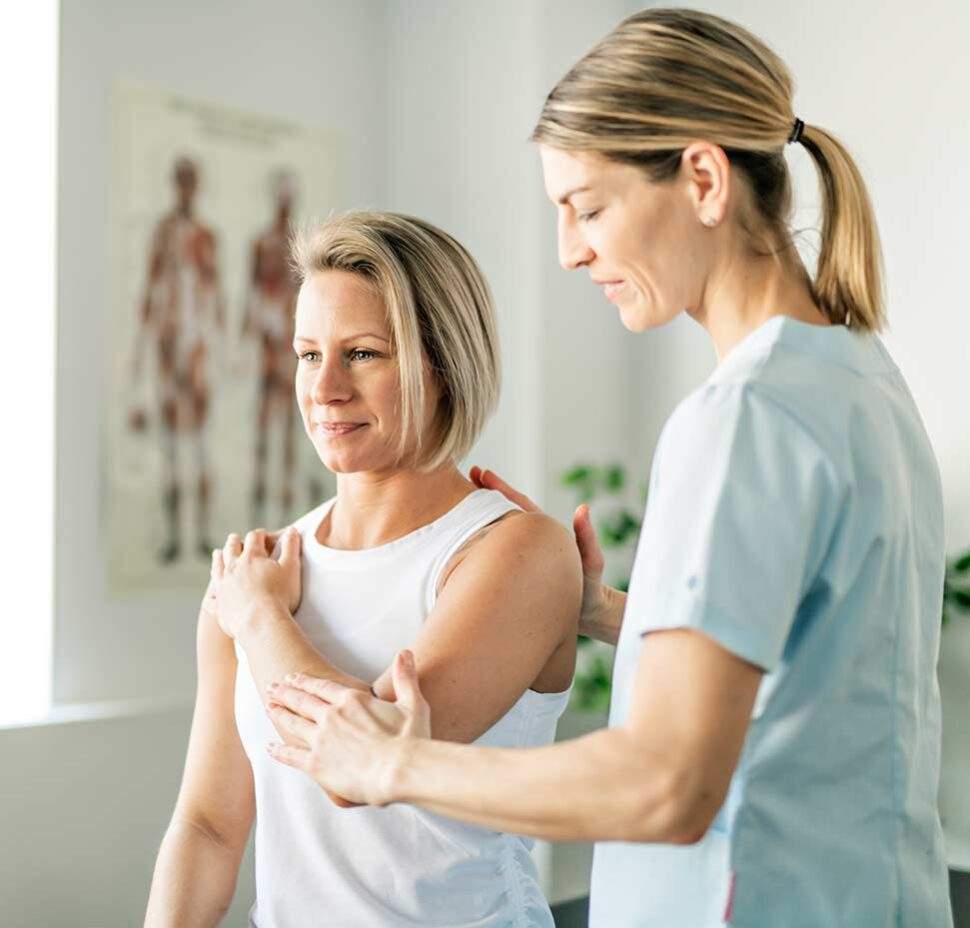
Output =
[{"x1": 234, "y1": 488, "x2": 572, "y2": 927}]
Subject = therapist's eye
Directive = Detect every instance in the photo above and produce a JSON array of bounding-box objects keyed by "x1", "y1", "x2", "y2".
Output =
[{"x1": 577, "y1": 208, "x2": 602, "y2": 223}]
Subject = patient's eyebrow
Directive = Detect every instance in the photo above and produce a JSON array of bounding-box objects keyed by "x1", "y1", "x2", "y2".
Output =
[{"x1": 293, "y1": 333, "x2": 391, "y2": 344}]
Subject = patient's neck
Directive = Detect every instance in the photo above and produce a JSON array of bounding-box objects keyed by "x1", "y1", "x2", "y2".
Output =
[{"x1": 321, "y1": 464, "x2": 475, "y2": 550}]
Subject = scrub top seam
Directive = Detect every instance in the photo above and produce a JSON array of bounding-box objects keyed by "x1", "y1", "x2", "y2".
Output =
[{"x1": 891, "y1": 585, "x2": 903, "y2": 927}]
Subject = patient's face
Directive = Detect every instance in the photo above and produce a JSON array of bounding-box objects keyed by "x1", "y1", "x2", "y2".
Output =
[{"x1": 293, "y1": 269, "x2": 435, "y2": 475}]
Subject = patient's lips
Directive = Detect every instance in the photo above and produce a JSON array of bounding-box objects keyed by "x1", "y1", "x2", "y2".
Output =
[{"x1": 316, "y1": 421, "x2": 367, "y2": 437}]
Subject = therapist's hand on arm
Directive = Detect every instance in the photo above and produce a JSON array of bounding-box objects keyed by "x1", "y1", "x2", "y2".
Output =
[
  {"x1": 267, "y1": 625, "x2": 763, "y2": 843},
  {"x1": 469, "y1": 465, "x2": 627, "y2": 645}
]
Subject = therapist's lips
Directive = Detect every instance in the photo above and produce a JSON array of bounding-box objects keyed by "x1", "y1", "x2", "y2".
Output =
[{"x1": 593, "y1": 278, "x2": 625, "y2": 302}]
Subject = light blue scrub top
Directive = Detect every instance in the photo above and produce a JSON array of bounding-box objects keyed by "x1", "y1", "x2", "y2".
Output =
[{"x1": 589, "y1": 316, "x2": 953, "y2": 928}]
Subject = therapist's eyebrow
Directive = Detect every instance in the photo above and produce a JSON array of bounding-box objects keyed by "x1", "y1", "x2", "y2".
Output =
[{"x1": 556, "y1": 185, "x2": 593, "y2": 205}]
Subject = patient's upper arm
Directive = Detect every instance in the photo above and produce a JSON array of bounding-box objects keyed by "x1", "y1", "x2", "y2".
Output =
[{"x1": 373, "y1": 511, "x2": 582, "y2": 743}]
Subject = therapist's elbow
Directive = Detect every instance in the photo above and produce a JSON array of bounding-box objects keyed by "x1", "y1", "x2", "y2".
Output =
[{"x1": 622, "y1": 763, "x2": 723, "y2": 845}]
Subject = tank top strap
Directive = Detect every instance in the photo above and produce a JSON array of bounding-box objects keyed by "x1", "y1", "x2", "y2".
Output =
[{"x1": 424, "y1": 489, "x2": 522, "y2": 612}]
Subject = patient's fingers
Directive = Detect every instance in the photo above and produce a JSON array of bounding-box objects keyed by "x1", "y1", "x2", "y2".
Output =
[
  {"x1": 244, "y1": 529, "x2": 268, "y2": 558},
  {"x1": 223, "y1": 533, "x2": 243, "y2": 567},
  {"x1": 264, "y1": 527, "x2": 286, "y2": 556},
  {"x1": 278, "y1": 527, "x2": 301, "y2": 572}
]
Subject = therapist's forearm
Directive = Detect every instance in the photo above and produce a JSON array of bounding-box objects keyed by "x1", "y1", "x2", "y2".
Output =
[
  {"x1": 236, "y1": 603, "x2": 369, "y2": 707},
  {"x1": 391, "y1": 727, "x2": 687, "y2": 843}
]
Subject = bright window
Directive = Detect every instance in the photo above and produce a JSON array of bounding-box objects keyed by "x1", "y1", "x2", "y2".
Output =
[{"x1": 0, "y1": 0, "x2": 58, "y2": 724}]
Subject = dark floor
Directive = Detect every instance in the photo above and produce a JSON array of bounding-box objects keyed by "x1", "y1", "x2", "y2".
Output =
[{"x1": 551, "y1": 869, "x2": 970, "y2": 927}]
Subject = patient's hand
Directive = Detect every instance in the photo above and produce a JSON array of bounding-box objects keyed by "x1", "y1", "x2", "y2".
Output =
[{"x1": 211, "y1": 527, "x2": 303, "y2": 639}]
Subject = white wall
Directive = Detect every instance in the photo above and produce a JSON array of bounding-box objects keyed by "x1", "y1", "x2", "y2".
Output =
[{"x1": 382, "y1": 0, "x2": 641, "y2": 521}]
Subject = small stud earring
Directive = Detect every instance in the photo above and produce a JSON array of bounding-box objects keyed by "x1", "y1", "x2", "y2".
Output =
[{"x1": 703, "y1": 216, "x2": 717, "y2": 228}]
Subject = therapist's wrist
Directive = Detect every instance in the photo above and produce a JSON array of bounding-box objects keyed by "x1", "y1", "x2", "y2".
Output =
[
  {"x1": 579, "y1": 585, "x2": 627, "y2": 645},
  {"x1": 383, "y1": 736, "x2": 423, "y2": 805}
]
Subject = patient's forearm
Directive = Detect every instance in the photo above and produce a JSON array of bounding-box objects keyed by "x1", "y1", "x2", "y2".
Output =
[
  {"x1": 144, "y1": 819, "x2": 243, "y2": 927},
  {"x1": 236, "y1": 603, "x2": 369, "y2": 707}
]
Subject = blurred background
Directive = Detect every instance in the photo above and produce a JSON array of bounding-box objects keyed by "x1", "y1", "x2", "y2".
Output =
[{"x1": 1, "y1": 0, "x2": 968, "y2": 925}]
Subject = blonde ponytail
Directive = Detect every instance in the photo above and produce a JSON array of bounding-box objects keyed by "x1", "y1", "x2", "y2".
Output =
[{"x1": 798, "y1": 124, "x2": 885, "y2": 330}]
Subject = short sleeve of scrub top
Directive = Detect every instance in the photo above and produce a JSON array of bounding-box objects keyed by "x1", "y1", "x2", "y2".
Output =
[{"x1": 630, "y1": 380, "x2": 841, "y2": 670}]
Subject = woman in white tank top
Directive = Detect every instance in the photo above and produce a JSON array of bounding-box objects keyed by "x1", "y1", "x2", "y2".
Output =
[{"x1": 144, "y1": 212, "x2": 582, "y2": 928}]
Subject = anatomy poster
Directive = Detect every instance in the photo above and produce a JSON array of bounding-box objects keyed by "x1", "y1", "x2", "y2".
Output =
[{"x1": 106, "y1": 81, "x2": 339, "y2": 594}]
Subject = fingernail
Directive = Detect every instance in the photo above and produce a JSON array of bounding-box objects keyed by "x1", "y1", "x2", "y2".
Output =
[{"x1": 284, "y1": 672, "x2": 299, "y2": 683}]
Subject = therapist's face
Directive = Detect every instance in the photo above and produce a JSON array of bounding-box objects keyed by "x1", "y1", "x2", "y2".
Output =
[{"x1": 539, "y1": 145, "x2": 725, "y2": 333}]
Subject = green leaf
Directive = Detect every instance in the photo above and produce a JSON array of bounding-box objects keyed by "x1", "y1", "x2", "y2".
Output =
[
  {"x1": 561, "y1": 466, "x2": 597, "y2": 504},
  {"x1": 602, "y1": 464, "x2": 626, "y2": 494},
  {"x1": 570, "y1": 654, "x2": 614, "y2": 713},
  {"x1": 952, "y1": 550, "x2": 970, "y2": 574},
  {"x1": 950, "y1": 589, "x2": 970, "y2": 610},
  {"x1": 562, "y1": 465, "x2": 594, "y2": 486},
  {"x1": 598, "y1": 510, "x2": 641, "y2": 548}
]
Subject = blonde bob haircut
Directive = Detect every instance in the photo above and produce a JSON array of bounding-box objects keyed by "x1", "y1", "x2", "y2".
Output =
[
  {"x1": 291, "y1": 211, "x2": 500, "y2": 471},
  {"x1": 533, "y1": 7, "x2": 885, "y2": 332}
]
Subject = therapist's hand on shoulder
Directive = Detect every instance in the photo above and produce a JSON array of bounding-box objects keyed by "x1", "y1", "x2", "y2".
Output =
[
  {"x1": 265, "y1": 649, "x2": 430, "y2": 806},
  {"x1": 210, "y1": 526, "x2": 303, "y2": 639},
  {"x1": 470, "y1": 466, "x2": 620, "y2": 641}
]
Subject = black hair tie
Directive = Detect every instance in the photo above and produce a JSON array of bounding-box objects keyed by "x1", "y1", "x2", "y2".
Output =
[{"x1": 788, "y1": 118, "x2": 805, "y2": 145}]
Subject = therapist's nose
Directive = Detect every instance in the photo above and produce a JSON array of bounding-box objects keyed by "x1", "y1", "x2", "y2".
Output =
[{"x1": 558, "y1": 217, "x2": 595, "y2": 271}]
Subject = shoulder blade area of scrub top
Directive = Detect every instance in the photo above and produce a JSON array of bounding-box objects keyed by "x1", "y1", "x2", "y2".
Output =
[{"x1": 589, "y1": 316, "x2": 952, "y2": 928}]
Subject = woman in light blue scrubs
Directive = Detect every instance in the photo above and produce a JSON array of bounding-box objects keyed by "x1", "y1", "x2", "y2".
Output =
[{"x1": 255, "y1": 8, "x2": 953, "y2": 926}]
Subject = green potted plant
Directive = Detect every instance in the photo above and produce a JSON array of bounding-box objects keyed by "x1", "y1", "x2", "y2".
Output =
[
  {"x1": 943, "y1": 549, "x2": 970, "y2": 625},
  {"x1": 560, "y1": 462, "x2": 643, "y2": 713}
]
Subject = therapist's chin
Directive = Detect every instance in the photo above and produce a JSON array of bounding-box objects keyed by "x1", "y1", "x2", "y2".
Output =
[{"x1": 616, "y1": 294, "x2": 672, "y2": 333}]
